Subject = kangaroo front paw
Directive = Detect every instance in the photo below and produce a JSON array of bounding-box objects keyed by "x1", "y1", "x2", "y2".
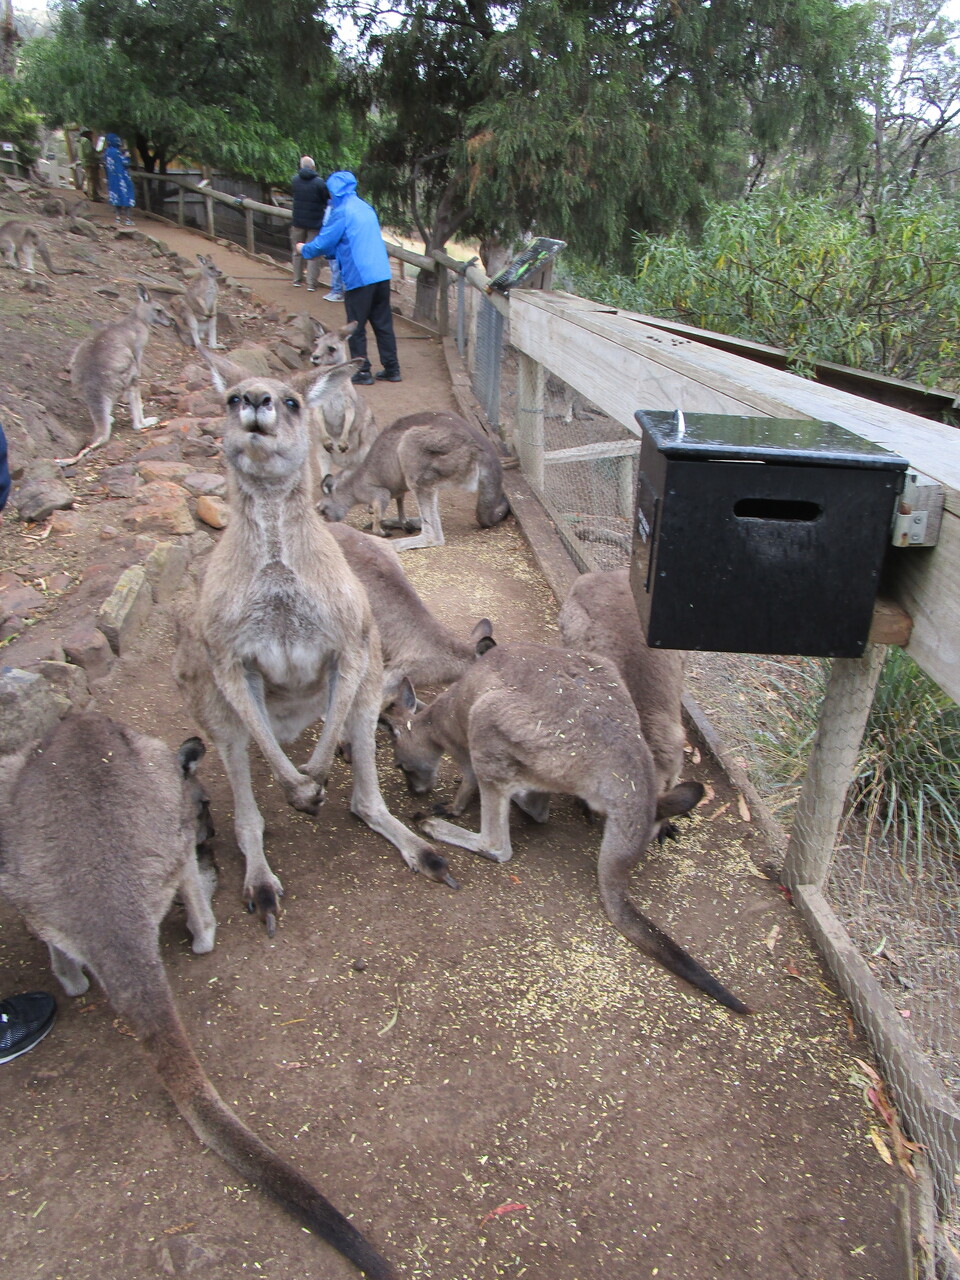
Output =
[
  {"x1": 286, "y1": 773, "x2": 325, "y2": 814},
  {"x1": 244, "y1": 878, "x2": 284, "y2": 936}
]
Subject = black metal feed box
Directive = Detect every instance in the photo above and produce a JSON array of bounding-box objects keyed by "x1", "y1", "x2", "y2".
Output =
[{"x1": 629, "y1": 411, "x2": 908, "y2": 658}]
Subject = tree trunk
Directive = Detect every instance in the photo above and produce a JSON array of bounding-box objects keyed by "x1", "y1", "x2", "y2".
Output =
[
  {"x1": 1, "y1": 0, "x2": 20, "y2": 81},
  {"x1": 414, "y1": 265, "x2": 439, "y2": 326}
]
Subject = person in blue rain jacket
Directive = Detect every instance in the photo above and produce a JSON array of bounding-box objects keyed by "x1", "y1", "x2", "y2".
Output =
[{"x1": 103, "y1": 134, "x2": 136, "y2": 226}]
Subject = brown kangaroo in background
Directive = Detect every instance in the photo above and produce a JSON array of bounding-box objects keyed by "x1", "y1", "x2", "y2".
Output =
[
  {"x1": 559, "y1": 568, "x2": 687, "y2": 791},
  {"x1": 175, "y1": 349, "x2": 456, "y2": 937},
  {"x1": 388, "y1": 642, "x2": 751, "y2": 1014},
  {"x1": 318, "y1": 411, "x2": 510, "y2": 550},
  {"x1": 309, "y1": 320, "x2": 380, "y2": 479},
  {"x1": 167, "y1": 253, "x2": 224, "y2": 350},
  {"x1": 57, "y1": 283, "x2": 174, "y2": 465},
  {"x1": 0, "y1": 713, "x2": 398, "y2": 1280},
  {"x1": 0, "y1": 219, "x2": 83, "y2": 275}
]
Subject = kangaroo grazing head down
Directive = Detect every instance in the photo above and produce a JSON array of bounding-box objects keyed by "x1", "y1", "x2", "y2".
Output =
[
  {"x1": 311, "y1": 320, "x2": 358, "y2": 368},
  {"x1": 386, "y1": 678, "x2": 443, "y2": 795},
  {"x1": 317, "y1": 470, "x2": 354, "y2": 521}
]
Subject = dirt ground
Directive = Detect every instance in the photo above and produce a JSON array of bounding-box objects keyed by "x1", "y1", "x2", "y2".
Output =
[{"x1": 0, "y1": 194, "x2": 911, "y2": 1280}]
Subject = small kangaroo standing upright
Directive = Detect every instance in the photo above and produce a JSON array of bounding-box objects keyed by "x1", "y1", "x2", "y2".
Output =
[
  {"x1": 0, "y1": 219, "x2": 82, "y2": 275},
  {"x1": 170, "y1": 253, "x2": 223, "y2": 349},
  {"x1": 559, "y1": 568, "x2": 687, "y2": 791},
  {"x1": 0, "y1": 712, "x2": 399, "y2": 1280},
  {"x1": 57, "y1": 284, "x2": 173, "y2": 466},
  {"x1": 388, "y1": 642, "x2": 751, "y2": 1014},
  {"x1": 309, "y1": 320, "x2": 380, "y2": 479}
]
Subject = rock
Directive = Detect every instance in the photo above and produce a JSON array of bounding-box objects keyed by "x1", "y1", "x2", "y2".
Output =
[
  {"x1": 14, "y1": 460, "x2": 75, "y2": 523},
  {"x1": 178, "y1": 390, "x2": 222, "y2": 418},
  {"x1": 97, "y1": 566, "x2": 154, "y2": 655},
  {"x1": 224, "y1": 344, "x2": 273, "y2": 377},
  {"x1": 182, "y1": 472, "x2": 226, "y2": 498},
  {"x1": 68, "y1": 216, "x2": 100, "y2": 239},
  {"x1": 20, "y1": 277, "x2": 53, "y2": 295},
  {"x1": 136, "y1": 459, "x2": 192, "y2": 484},
  {"x1": 195, "y1": 494, "x2": 229, "y2": 529},
  {"x1": 143, "y1": 540, "x2": 190, "y2": 604},
  {"x1": 188, "y1": 531, "x2": 215, "y2": 559},
  {"x1": 101, "y1": 469, "x2": 142, "y2": 499},
  {"x1": 31, "y1": 659, "x2": 91, "y2": 711},
  {"x1": 0, "y1": 578, "x2": 45, "y2": 622},
  {"x1": 62, "y1": 622, "x2": 114, "y2": 681},
  {"x1": 95, "y1": 286, "x2": 121, "y2": 298},
  {"x1": 134, "y1": 443, "x2": 184, "y2": 465},
  {"x1": 49, "y1": 509, "x2": 89, "y2": 535},
  {"x1": 0, "y1": 669, "x2": 70, "y2": 755},
  {"x1": 274, "y1": 342, "x2": 304, "y2": 370},
  {"x1": 123, "y1": 481, "x2": 195, "y2": 536},
  {"x1": 197, "y1": 418, "x2": 224, "y2": 438}
]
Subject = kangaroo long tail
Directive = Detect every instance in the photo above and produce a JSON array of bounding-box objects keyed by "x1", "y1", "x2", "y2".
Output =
[
  {"x1": 112, "y1": 963, "x2": 400, "y2": 1280},
  {"x1": 598, "y1": 838, "x2": 751, "y2": 1015},
  {"x1": 38, "y1": 241, "x2": 81, "y2": 275}
]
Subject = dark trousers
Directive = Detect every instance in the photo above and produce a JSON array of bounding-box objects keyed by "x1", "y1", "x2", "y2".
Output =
[{"x1": 345, "y1": 280, "x2": 399, "y2": 375}]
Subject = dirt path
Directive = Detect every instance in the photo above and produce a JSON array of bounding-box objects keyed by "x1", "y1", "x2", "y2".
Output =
[{"x1": 0, "y1": 208, "x2": 908, "y2": 1280}]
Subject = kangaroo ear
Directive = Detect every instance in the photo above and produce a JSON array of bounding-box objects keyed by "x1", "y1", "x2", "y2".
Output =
[
  {"x1": 136, "y1": 283, "x2": 151, "y2": 302},
  {"x1": 470, "y1": 618, "x2": 493, "y2": 645},
  {"x1": 177, "y1": 736, "x2": 206, "y2": 776},
  {"x1": 199, "y1": 346, "x2": 250, "y2": 393},
  {"x1": 320, "y1": 473, "x2": 336, "y2": 495},
  {"x1": 312, "y1": 319, "x2": 328, "y2": 337},
  {"x1": 656, "y1": 780, "x2": 705, "y2": 822},
  {"x1": 475, "y1": 634, "x2": 496, "y2": 657},
  {"x1": 339, "y1": 321, "x2": 358, "y2": 340},
  {"x1": 303, "y1": 358, "x2": 364, "y2": 407},
  {"x1": 398, "y1": 676, "x2": 418, "y2": 714}
]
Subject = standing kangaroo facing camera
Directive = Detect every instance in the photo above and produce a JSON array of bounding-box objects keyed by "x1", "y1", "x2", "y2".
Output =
[
  {"x1": 309, "y1": 320, "x2": 380, "y2": 479},
  {"x1": 174, "y1": 348, "x2": 456, "y2": 937},
  {"x1": 0, "y1": 713, "x2": 398, "y2": 1280},
  {"x1": 169, "y1": 252, "x2": 223, "y2": 350},
  {"x1": 388, "y1": 642, "x2": 751, "y2": 1014}
]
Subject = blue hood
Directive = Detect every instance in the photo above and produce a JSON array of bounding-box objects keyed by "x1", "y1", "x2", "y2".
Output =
[
  {"x1": 105, "y1": 133, "x2": 123, "y2": 149},
  {"x1": 326, "y1": 171, "x2": 357, "y2": 201}
]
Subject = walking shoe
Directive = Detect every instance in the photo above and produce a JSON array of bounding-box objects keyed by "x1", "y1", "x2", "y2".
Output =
[
  {"x1": 351, "y1": 370, "x2": 375, "y2": 385},
  {"x1": 324, "y1": 292, "x2": 345, "y2": 302},
  {"x1": 292, "y1": 280, "x2": 302, "y2": 287},
  {"x1": 307, "y1": 286, "x2": 316, "y2": 292},
  {"x1": 374, "y1": 369, "x2": 403, "y2": 382},
  {"x1": 0, "y1": 992, "x2": 57, "y2": 1064}
]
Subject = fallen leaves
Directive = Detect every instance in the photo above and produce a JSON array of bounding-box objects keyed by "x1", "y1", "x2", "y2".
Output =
[
  {"x1": 850, "y1": 1058, "x2": 922, "y2": 1178},
  {"x1": 479, "y1": 1202, "x2": 528, "y2": 1227}
]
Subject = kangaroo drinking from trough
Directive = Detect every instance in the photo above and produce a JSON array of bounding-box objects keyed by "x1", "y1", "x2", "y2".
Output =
[
  {"x1": 56, "y1": 283, "x2": 173, "y2": 466},
  {"x1": 559, "y1": 568, "x2": 686, "y2": 791},
  {"x1": 167, "y1": 252, "x2": 224, "y2": 349},
  {"x1": 174, "y1": 349, "x2": 456, "y2": 936},
  {"x1": 388, "y1": 642, "x2": 751, "y2": 1013},
  {"x1": 309, "y1": 320, "x2": 380, "y2": 478},
  {"x1": 328, "y1": 521, "x2": 493, "y2": 708},
  {"x1": 0, "y1": 219, "x2": 82, "y2": 275},
  {"x1": 0, "y1": 712, "x2": 398, "y2": 1280},
  {"x1": 318, "y1": 411, "x2": 510, "y2": 550}
]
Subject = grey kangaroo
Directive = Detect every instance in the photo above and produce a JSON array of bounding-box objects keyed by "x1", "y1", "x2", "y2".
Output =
[
  {"x1": 168, "y1": 253, "x2": 223, "y2": 349},
  {"x1": 57, "y1": 283, "x2": 173, "y2": 466},
  {"x1": 309, "y1": 320, "x2": 380, "y2": 478},
  {"x1": 318, "y1": 411, "x2": 510, "y2": 550},
  {"x1": 559, "y1": 568, "x2": 686, "y2": 791},
  {"x1": 328, "y1": 521, "x2": 493, "y2": 707},
  {"x1": 0, "y1": 712, "x2": 398, "y2": 1280},
  {"x1": 0, "y1": 219, "x2": 82, "y2": 275},
  {"x1": 388, "y1": 642, "x2": 750, "y2": 1014},
  {"x1": 174, "y1": 349, "x2": 456, "y2": 936}
]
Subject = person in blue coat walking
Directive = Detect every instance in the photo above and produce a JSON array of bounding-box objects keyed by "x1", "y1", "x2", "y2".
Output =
[
  {"x1": 297, "y1": 171, "x2": 401, "y2": 384},
  {"x1": 103, "y1": 134, "x2": 136, "y2": 227}
]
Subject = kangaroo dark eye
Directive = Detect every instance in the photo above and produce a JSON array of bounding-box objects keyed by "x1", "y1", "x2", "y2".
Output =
[
  {"x1": 284, "y1": 397, "x2": 299, "y2": 411},
  {"x1": 227, "y1": 394, "x2": 241, "y2": 406}
]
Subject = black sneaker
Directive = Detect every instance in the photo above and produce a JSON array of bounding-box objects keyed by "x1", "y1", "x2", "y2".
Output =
[
  {"x1": 374, "y1": 369, "x2": 403, "y2": 382},
  {"x1": 0, "y1": 992, "x2": 57, "y2": 1064},
  {"x1": 351, "y1": 370, "x2": 375, "y2": 385}
]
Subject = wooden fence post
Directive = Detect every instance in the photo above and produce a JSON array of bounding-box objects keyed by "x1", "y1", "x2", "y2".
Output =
[
  {"x1": 177, "y1": 185, "x2": 185, "y2": 227},
  {"x1": 437, "y1": 264, "x2": 450, "y2": 338},
  {"x1": 782, "y1": 643, "x2": 887, "y2": 891},
  {"x1": 205, "y1": 195, "x2": 215, "y2": 237},
  {"x1": 245, "y1": 207, "x2": 256, "y2": 254},
  {"x1": 516, "y1": 352, "x2": 546, "y2": 494}
]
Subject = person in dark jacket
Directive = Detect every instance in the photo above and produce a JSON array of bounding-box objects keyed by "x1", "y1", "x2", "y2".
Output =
[
  {"x1": 290, "y1": 156, "x2": 328, "y2": 290},
  {"x1": 0, "y1": 422, "x2": 10, "y2": 519},
  {"x1": 297, "y1": 171, "x2": 401, "y2": 384}
]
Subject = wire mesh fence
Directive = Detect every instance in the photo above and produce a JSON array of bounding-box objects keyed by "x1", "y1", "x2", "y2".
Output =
[{"x1": 486, "y1": 320, "x2": 960, "y2": 1227}]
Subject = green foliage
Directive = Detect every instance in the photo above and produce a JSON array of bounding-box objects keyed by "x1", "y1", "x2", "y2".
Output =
[
  {"x1": 19, "y1": 0, "x2": 359, "y2": 182},
  {"x1": 565, "y1": 189, "x2": 960, "y2": 387},
  {"x1": 0, "y1": 78, "x2": 42, "y2": 162}
]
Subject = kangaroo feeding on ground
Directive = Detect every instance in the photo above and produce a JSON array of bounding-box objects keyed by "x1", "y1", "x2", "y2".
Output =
[
  {"x1": 175, "y1": 349, "x2": 457, "y2": 936},
  {"x1": 0, "y1": 713, "x2": 398, "y2": 1280},
  {"x1": 56, "y1": 283, "x2": 173, "y2": 466},
  {"x1": 0, "y1": 219, "x2": 82, "y2": 275},
  {"x1": 388, "y1": 642, "x2": 751, "y2": 1014},
  {"x1": 309, "y1": 320, "x2": 380, "y2": 478},
  {"x1": 328, "y1": 521, "x2": 493, "y2": 708},
  {"x1": 319, "y1": 411, "x2": 510, "y2": 550},
  {"x1": 167, "y1": 253, "x2": 223, "y2": 349},
  {"x1": 559, "y1": 568, "x2": 686, "y2": 791}
]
